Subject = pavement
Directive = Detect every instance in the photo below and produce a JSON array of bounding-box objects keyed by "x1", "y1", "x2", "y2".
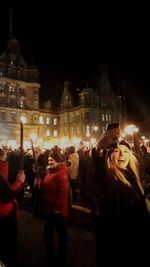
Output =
[{"x1": 17, "y1": 205, "x2": 96, "y2": 267}]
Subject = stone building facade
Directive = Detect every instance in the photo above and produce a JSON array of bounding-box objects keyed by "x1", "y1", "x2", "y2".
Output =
[{"x1": 0, "y1": 38, "x2": 123, "y2": 149}]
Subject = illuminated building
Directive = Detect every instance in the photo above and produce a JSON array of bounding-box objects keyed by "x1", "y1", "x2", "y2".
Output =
[{"x1": 0, "y1": 39, "x2": 123, "y2": 148}]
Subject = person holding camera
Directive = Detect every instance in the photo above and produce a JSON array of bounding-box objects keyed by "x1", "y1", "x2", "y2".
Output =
[{"x1": 91, "y1": 123, "x2": 150, "y2": 266}]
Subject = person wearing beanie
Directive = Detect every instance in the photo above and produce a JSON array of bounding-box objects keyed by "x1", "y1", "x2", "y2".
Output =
[
  {"x1": 39, "y1": 151, "x2": 69, "y2": 267},
  {"x1": 91, "y1": 133, "x2": 150, "y2": 266}
]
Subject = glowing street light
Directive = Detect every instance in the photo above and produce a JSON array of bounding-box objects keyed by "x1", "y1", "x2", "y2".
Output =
[{"x1": 124, "y1": 124, "x2": 139, "y2": 135}]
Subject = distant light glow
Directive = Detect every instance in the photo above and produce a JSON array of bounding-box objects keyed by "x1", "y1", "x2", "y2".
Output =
[
  {"x1": 30, "y1": 133, "x2": 37, "y2": 141},
  {"x1": 8, "y1": 140, "x2": 17, "y2": 149},
  {"x1": 93, "y1": 126, "x2": 98, "y2": 131},
  {"x1": 20, "y1": 115, "x2": 27, "y2": 124},
  {"x1": 71, "y1": 137, "x2": 81, "y2": 146},
  {"x1": 124, "y1": 124, "x2": 139, "y2": 135}
]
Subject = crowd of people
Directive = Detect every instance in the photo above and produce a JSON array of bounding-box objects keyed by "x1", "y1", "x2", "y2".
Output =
[{"x1": 1, "y1": 122, "x2": 150, "y2": 266}]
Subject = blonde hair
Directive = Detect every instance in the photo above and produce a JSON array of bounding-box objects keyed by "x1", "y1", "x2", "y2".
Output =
[{"x1": 107, "y1": 145, "x2": 144, "y2": 195}]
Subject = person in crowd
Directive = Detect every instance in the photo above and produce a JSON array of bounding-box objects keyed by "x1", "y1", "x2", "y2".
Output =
[
  {"x1": 0, "y1": 148, "x2": 26, "y2": 267},
  {"x1": 32, "y1": 149, "x2": 49, "y2": 218},
  {"x1": 66, "y1": 146, "x2": 79, "y2": 203},
  {"x1": 140, "y1": 144, "x2": 150, "y2": 177},
  {"x1": 35, "y1": 150, "x2": 69, "y2": 267},
  {"x1": 77, "y1": 142, "x2": 89, "y2": 206},
  {"x1": 91, "y1": 128, "x2": 150, "y2": 266},
  {"x1": 7, "y1": 149, "x2": 25, "y2": 208}
]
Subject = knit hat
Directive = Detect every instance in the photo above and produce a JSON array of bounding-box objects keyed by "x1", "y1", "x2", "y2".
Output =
[
  {"x1": 49, "y1": 152, "x2": 62, "y2": 163},
  {"x1": 108, "y1": 139, "x2": 131, "y2": 157},
  {"x1": 119, "y1": 140, "x2": 131, "y2": 150}
]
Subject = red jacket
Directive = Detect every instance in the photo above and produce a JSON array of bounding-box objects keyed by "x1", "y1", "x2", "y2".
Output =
[
  {"x1": 0, "y1": 160, "x2": 23, "y2": 219},
  {"x1": 41, "y1": 163, "x2": 69, "y2": 219}
]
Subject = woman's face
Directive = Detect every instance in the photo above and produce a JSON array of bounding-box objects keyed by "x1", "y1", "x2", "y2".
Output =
[
  {"x1": 110, "y1": 145, "x2": 130, "y2": 169},
  {"x1": 48, "y1": 157, "x2": 58, "y2": 169}
]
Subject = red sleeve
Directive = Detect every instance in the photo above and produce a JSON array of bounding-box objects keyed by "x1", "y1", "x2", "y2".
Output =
[
  {"x1": 10, "y1": 179, "x2": 24, "y2": 191},
  {"x1": 54, "y1": 166, "x2": 69, "y2": 217},
  {"x1": 0, "y1": 160, "x2": 9, "y2": 180}
]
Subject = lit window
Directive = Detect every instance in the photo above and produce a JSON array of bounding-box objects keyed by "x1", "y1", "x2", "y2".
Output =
[
  {"x1": 46, "y1": 129, "x2": 50, "y2": 136},
  {"x1": 106, "y1": 114, "x2": 108, "y2": 121},
  {"x1": 20, "y1": 113, "x2": 26, "y2": 123},
  {"x1": 54, "y1": 118, "x2": 57, "y2": 125},
  {"x1": 101, "y1": 102, "x2": 107, "y2": 107},
  {"x1": 54, "y1": 130, "x2": 57, "y2": 137},
  {"x1": 9, "y1": 86, "x2": 12, "y2": 92},
  {"x1": 39, "y1": 116, "x2": 44, "y2": 124},
  {"x1": 46, "y1": 117, "x2": 50, "y2": 124},
  {"x1": 20, "y1": 100, "x2": 24, "y2": 108},
  {"x1": 102, "y1": 114, "x2": 105, "y2": 121}
]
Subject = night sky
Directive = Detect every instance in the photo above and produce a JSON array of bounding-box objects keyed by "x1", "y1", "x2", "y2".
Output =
[{"x1": 0, "y1": 3, "x2": 150, "y2": 126}]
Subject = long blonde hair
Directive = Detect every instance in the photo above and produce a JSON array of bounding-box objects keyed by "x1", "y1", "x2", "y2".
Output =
[{"x1": 107, "y1": 145, "x2": 144, "y2": 195}]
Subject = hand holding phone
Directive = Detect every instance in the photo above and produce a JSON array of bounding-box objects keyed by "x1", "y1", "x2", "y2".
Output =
[
  {"x1": 96, "y1": 122, "x2": 121, "y2": 152},
  {"x1": 106, "y1": 122, "x2": 121, "y2": 144}
]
